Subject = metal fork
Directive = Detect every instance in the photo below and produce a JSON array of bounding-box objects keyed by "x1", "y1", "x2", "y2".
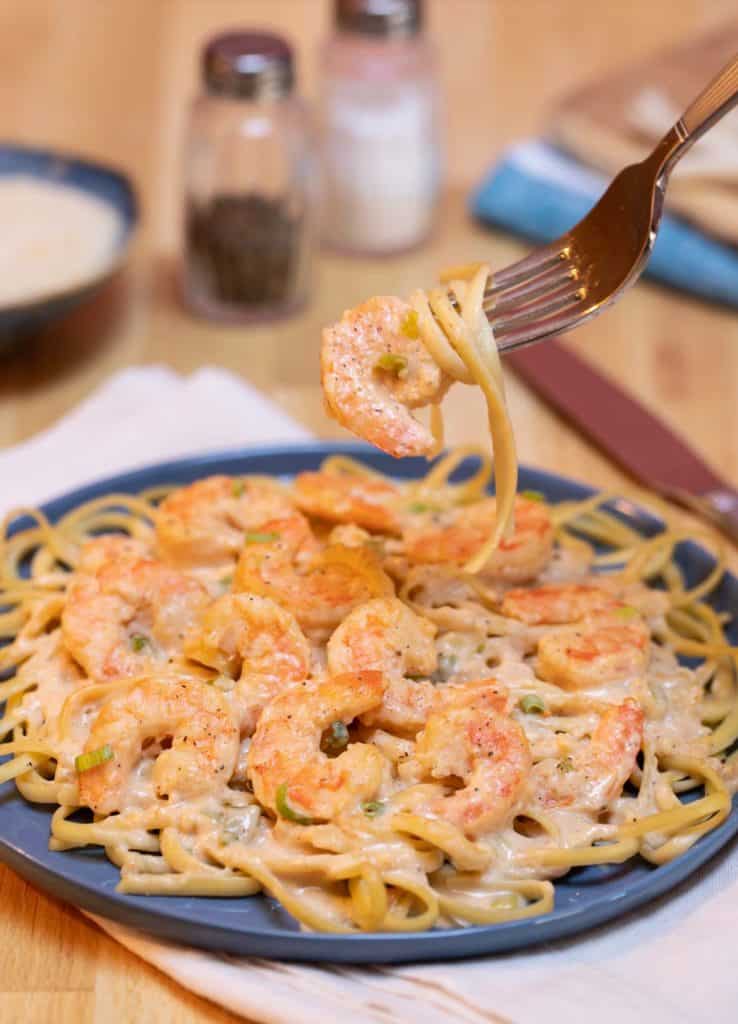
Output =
[{"x1": 485, "y1": 53, "x2": 738, "y2": 352}]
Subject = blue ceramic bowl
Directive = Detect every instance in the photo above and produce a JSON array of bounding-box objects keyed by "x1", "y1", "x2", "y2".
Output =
[
  {"x1": 0, "y1": 143, "x2": 137, "y2": 342},
  {"x1": 0, "y1": 443, "x2": 736, "y2": 964}
]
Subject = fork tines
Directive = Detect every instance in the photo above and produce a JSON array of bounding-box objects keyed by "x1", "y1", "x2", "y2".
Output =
[{"x1": 481, "y1": 245, "x2": 586, "y2": 348}]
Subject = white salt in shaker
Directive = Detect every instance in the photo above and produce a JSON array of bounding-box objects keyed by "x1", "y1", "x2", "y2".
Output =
[{"x1": 319, "y1": 0, "x2": 442, "y2": 255}]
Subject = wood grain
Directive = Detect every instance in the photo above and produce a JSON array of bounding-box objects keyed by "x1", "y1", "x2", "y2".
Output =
[{"x1": 1, "y1": 2, "x2": 737, "y2": 1022}]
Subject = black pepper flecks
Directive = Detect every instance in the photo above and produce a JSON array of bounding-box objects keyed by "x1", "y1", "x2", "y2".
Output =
[{"x1": 186, "y1": 192, "x2": 303, "y2": 307}]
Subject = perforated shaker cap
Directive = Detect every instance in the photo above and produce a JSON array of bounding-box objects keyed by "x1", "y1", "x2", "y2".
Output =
[
  {"x1": 202, "y1": 31, "x2": 294, "y2": 99},
  {"x1": 335, "y1": 0, "x2": 423, "y2": 38}
]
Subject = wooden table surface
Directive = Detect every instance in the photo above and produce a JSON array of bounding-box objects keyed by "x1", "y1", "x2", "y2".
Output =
[{"x1": 2, "y1": 2, "x2": 738, "y2": 1022}]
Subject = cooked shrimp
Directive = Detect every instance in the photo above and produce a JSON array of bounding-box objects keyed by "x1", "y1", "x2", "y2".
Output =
[
  {"x1": 62, "y1": 539, "x2": 209, "y2": 681},
  {"x1": 327, "y1": 523, "x2": 374, "y2": 549},
  {"x1": 78, "y1": 676, "x2": 239, "y2": 816},
  {"x1": 294, "y1": 470, "x2": 402, "y2": 534},
  {"x1": 321, "y1": 296, "x2": 449, "y2": 458},
  {"x1": 247, "y1": 671, "x2": 387, "y2": 821},
  {"x1": 234, "y1": 514, "x2": 393, "y2": 635},
  {"x1": 537, "y1": 614, "x2": 650, "y2": 690},
  {"x1": 436, "y1": 678, "x2": 512, "y2": 714},
  {"x1": 184, "y1": 593, "x2": 311, "y2": 733},
  {"x1": 327, "y1": 596, "x2": 438, "y2": 734},
  {"x1": 385, "y1": 677, "x2": 512, "y2": 749},
  {"x1": 75, "y1": 535, "x2": 152, "y2": 573},
  {"x1": 155, "y1": 475, "x2": 296, "y2": 568},
  {"x1": 359, "y1": 677, "x2": 439, "y2": 736},
  {"x1": 532, "y1": 700, "x2": 643, "y2": 812},
  {"x1": 327, "y1": 597, "x2": 436, "y2": 678},
  {"x1": 502, "y1": 579, "x2": 667, "y2": 625},
  {"x1": 501, "y1": 581, "x2": 622, "y2": 625},
  {"x1": 412, "y1": 682, "x2": 531, "y2": 837},
  {"x1": 403, "y1": 495, "x2": 553, "y2": 582}
]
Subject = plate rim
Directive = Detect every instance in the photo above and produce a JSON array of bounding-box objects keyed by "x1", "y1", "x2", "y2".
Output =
[{"x1": 1, "y1": 440, "x2": 736, "y2": 964}]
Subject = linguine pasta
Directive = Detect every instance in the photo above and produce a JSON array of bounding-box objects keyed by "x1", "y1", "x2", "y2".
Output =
[
  {"x1": 0, "y1": 450, "x2": 735, "y2": 934},
  {"x1": 410, "y1": 264, "x2": 517, "y2": 569},
  {"x1": 321, "y1": 263, "x2": 518, "y2": 569}
]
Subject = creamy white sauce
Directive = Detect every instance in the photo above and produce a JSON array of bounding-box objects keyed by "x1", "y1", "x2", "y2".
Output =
[{"x1": 0, "y1": 175, "x2": 122, "y2": 306}]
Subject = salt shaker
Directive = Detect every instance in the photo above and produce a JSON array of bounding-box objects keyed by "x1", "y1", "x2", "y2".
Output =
[
  {"x1": 183, "y1": 31, "x2": 318, "y2": 321},
  {"x1": 319, "y1": 0, "x2": 442, "y2": 255}
]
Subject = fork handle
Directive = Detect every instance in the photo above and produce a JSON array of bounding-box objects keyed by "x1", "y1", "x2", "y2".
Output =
[
  {"x1": 680, "y1": 53, "x2": 738, "y2": 141},
  {"x1": 654, "y1": 53, "x2": 738, "y2": 172}
]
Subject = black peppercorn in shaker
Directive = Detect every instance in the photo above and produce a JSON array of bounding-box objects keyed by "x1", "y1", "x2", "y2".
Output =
[{"x1": 183, "y1": 31, "x2": 317, "y2": 321}]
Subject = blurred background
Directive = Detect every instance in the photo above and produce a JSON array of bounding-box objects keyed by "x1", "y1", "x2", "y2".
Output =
[
  {"x1": 1, "y1": 0, "x2": 737, "y2": 478},
  {"x1": 4, "y1": 1, "x2": 736, "y2": 240},
  {"x1": 3, "y1": 5, "x2": 738, "y2": 1020}
]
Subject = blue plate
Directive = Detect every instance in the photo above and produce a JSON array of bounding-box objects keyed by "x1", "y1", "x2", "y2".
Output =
[
  {"x1": 0, "y1": 143, "x2": 137, "y2": 342},
  {"x1": 1, "y1": 442, "x2": 736, "y2": 963}
]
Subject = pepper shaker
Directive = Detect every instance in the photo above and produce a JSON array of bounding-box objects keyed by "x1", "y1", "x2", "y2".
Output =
[{"x1": 183, "y1": 31, "x2": 318, "y2": 321}]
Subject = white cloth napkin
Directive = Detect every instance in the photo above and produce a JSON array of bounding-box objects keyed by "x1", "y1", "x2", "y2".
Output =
[
  {"x1": 0, "y1": 365, "x2": 307, "y2": 509},
  {"x1": 3, "y1": 366, "x2": 737, "y2": 1024}
]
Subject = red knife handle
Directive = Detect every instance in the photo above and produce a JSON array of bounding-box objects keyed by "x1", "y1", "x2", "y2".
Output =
[{"x1": 505, "y1": 339, "x2": 738, "y2": 548}]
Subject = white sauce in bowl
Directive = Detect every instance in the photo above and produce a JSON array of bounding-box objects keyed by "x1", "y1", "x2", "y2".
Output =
[{"x1": 0, "y1": 174, "x2": 123, "y2": 307}]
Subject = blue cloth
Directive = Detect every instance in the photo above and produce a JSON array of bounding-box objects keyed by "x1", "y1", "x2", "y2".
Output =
[{"x1": 471, "y1": 141, "x2": 738, "y2": 307}]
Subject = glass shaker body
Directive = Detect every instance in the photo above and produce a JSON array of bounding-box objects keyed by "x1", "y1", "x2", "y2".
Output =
[
  {"x1": 319, "y1": 31, "x2": 441, "y2": 255},
  {"x1": 183, "y1": 89, "x2": 317, "y2": 321}
]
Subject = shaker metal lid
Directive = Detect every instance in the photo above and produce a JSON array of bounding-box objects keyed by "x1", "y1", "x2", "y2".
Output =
[
  {"x1": 202, "y1": 31, "x2": 294, "y2": 99},
  {"x1": 335, "y1": 0, "x2": 423, "y2": 38}
]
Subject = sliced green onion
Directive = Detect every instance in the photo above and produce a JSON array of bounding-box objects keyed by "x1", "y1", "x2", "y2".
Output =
[
  {"x1": 557, "y1": 756, "x2": 575, "y2": 774},
  {"x1": 520, "y1": 490, "x2": 545, "y2": 503},
  {"x1": 519, "y1": 694, "x2": 546, "y2": 714},
  {"x1": 232, "y1": 479, "x2": 245, "y2": 497},
  {"x1": 75, "y1": 744, "x2": 114, "y2": 773},
  {"x1": 407, "y1": 501, "x2": 435, "y2": 514},
  {"x1": 220, "y1": 574, "x2": 233, "y2": 591},
  {"x1": 400, "y1": 309, "x2": 420, "y2": 339},
  {"x1": 431, "y1": 653, "x2": 457, "y2": 684},
  {"x1": 130, "y1": 633, "x2": 149, "y2": 653},
  {"x1": 275, "y1": 783, "x2": 314, "y2": 825},
  {"x1": 361, "y1": 800, "x2": 385, "y2": 818},
  {"x1": 615, "y1": 605, "x2": 639, "y2": 621},
  {"x1": 320, "y1": 720, "x2": 349, "y2": 757},
  {"x1": 244, "y1": 531, "x2": 281, "y2": 544},
  {"x1": 374, "y1": 352, "x2": 408, "y2": 378}
]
